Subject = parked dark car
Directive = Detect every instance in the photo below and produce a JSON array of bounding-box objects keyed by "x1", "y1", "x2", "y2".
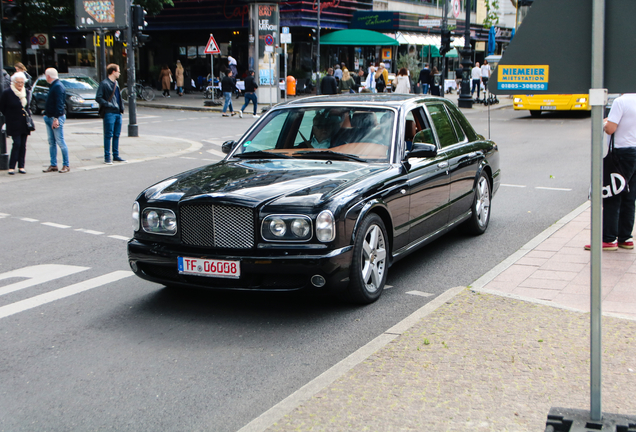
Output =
[
  {"x1": 30, "y1": 74, "x2": 100, "y2": 116},
  {"x1": 127, "y1": 94, "x2": 500, "y2": 304}
]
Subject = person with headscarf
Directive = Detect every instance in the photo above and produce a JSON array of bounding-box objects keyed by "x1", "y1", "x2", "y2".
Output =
[
  {"x1": 0, "y1": 72, "x2": 31, "y2": 174},
  {"x1": 175, "y1": 60, "x2": 185, "y2": 96}
]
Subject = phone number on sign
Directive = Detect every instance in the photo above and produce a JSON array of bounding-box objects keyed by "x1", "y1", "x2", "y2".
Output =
[{"x1": 498, "y1": 83, "x2": 548, "y2": 90}]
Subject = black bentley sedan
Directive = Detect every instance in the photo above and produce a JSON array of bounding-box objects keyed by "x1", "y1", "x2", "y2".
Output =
[{"x1": 128, "y1": 94, "x2": 500, "y2": 304}]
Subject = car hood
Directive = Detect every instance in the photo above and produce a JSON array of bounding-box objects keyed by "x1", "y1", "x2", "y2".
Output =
[
  {"x1": 68, "y1": 89, "x2": 97, "y2": 100},
  {"x1": 145, "y1": 159, "x2": 388, "y2": 208}
]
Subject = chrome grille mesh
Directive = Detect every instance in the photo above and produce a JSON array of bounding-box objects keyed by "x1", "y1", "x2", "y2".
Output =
[{"x1": 180, "y1": 204, "x2": 255, "y2": 249}]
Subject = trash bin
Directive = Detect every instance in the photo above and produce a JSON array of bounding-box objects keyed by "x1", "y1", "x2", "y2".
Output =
[{"x1": 286, "y1": 76, "x2": 296, "y2": 96}]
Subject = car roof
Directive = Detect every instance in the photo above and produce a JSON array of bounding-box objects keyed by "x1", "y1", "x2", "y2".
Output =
[{"x1": 280, "y1": 93, "x2": 449, "y2": 109}]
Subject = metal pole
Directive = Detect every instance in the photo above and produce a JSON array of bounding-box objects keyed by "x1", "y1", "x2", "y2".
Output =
[
  {"x1": 590, "y1": 0, "x2": 605, "y2": 422},
  {"x1": 99, "y1": 29, "x2": 107, "y2": 81},
  {"x1": 457, "y1": 0, "x2": 473, "y2": 108},
  {"x1": 316, "y1": 0, "x2": 321, "y2": 95},
  {"x1": 126, "y1": 0, "x2": 138, "y2": 137},
  {"x1": 440, "y1": 0, "x2": 448, "y2": 98},
  {"x1": 211, "y1": 50, "x2": 215, "y2": 103},
  {"x1": 0, "y1": 24, "x2": 7, "y2": 170},
  {"x1": 268, "y1": 54, "x2": 272, "y2": 108},
  {"x1": 284, "y1": 42, "x2": 287, "y2": 102}
]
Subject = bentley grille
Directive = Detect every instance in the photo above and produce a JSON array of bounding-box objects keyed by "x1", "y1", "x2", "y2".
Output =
[{"x1": 180, "y1": 204, "x2": 255, "y2": 249}]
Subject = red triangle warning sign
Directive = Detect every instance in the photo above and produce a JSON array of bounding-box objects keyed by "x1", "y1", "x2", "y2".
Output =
[{"x1": 204, "y1": 35, "x2": 221, "y2": 54}]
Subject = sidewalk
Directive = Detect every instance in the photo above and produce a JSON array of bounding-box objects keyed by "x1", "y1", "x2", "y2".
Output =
[
  {"x1": 134, "y1": 88, "x2": 513, "y2": 113},
  {"x1": 240, "y1": 202, "x2": 636, "y2": 432},
  {"x1": 0, "y1": 116, "x2": 202, "y2": 185}
]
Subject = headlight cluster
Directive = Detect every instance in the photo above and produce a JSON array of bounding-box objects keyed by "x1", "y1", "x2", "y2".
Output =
[
  {"x1": 513, "y1": 98, "x2": 523, "y2": 103},
  {"x1": 140, "y1": 207, "x2": 177, "y2": 235},
  {"x1": 70, "y1": 95, "x2": 85, "y2": 104},
  {"x1": 261, "y1": 210, "x2": 336, "y2": 243},
  {"x1": 576, "y1": 97, "x2": 588, "y2": 103}
]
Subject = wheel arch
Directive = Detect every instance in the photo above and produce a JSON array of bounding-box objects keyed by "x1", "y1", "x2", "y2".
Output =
[{"x1": 349, "y1": 200, "x2": 394, "y2": 260}]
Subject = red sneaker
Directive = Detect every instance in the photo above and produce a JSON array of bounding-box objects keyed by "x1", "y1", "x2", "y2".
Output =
[
  {"x1": 584, "y1": 242, "x2": 618, "y2": 251},
  {"x1": 618, "y1": 240, "x2": 634, "y2": 249}
]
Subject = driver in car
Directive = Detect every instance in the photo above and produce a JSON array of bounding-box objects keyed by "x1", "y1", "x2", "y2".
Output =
[{"x1": 310, "y1": 111, "x2": 343, "y2": 148}]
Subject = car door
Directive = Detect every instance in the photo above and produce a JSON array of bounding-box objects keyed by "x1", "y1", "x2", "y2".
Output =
[
  {"x1": 404, "y1": 107, "x2": 451, "y2": 245},
  {"x1": 31, "y1": 79, "x2": 50, "y2": 112},
  {"x1": 426, "y1": 101, "x2": 483, "y2": 223}
]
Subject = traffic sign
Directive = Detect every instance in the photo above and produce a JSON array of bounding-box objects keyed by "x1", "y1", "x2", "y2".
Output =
[
  {"x1": 282, "y1": 27, "x2": 289, "y2": 34},
  {"x1": 452, "y1": 0, "x2": 461, "y2": 18},
  {"x1": 30, "y1": 36, "x2": 39, "y2": 45},
  {"x1": 418, "y1": 19, "x2": 441, "y2": 27},
  {"x1": 281, "y1": 33, "x2": 291, "y2": 44},
  {"x1": 265, "y1": 34, "x2": 274, "y2": 46},
  {"x1": 204, "y1": 34, "x2": 221, "y2": 54}
]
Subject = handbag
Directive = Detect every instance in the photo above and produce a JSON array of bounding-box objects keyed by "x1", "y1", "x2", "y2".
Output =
[
  {"x1": 23, "y1": 108, "x2": 35, "y2": 131},
  {"x1": 603, "y1": 134, "x2": 629, "y2": 198},
  {"x1": 98, "y1": 81, "x2": 117, "y2": 119}
]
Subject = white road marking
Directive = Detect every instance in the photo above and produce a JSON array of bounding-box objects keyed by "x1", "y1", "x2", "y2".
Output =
[
  {"x1": 406, "y1": 290, "x2": 434, "y2": 297},
  {"x1": 0, "y1": 264, "x2": 89, "y2": 297},
  {"x1": 75, "y1": 228, "x2": 104, "y2": 235},
  {"x1": 535, "y1": 186, "x2": 572, "y2": 191},
  {"x1": 0, "y1": 271, "x2": 134, "y2": 320},
  {"x1": 180, "y1": 156, "x2": 197, "y2": 160},
  {"x1": 384, "y1": 285, "x2": 393, "y2": 289},
  {"x1": 108, "y1": 235, "x2": 130, "y2": 241},
  {"x1": 207, "y1": 148, "x2": 226, "y2": 158},
  {"x1": 42, "y1": 222, "x2": 71, "y2": 229},
  {"x1": 20, "y1": 218, "x2": 38, "y2": 222},
  {"x1": 501, "y1": 184, "x2": 526, "y2": 188},
  {"x1": 0, "y1": 213, "x2": 10, "y2": 218}
]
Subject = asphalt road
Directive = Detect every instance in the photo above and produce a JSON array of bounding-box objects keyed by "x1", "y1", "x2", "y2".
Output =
[{"x1": 0, "y1": 105, "x2": 591, "y2": 431}]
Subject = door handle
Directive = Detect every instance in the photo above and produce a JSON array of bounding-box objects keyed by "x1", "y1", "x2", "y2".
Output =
[{"x1": 437, "y1": 162, "x2": 448, "y2": 169}]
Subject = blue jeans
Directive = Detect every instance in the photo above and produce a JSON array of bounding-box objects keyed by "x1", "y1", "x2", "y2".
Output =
[
  {"x1": 177, "y1": 86, "x2": 183, "y2": 94},
  {"x1": 472, "y1": 79, "x2": 481, "y2": 98},
  {"x1": 223, "y1": 92, "x2": 233, "y2": 113},
  {"x1": 240, "y1": 93, "x2": 258, "y2": 115},
  {"x1": 603, "y1": 147, "x2": 636, "y2": 243},
  {"x1": 422, "y1": 83, "x2": 429, "y2": 94},
  {"x1": 103, "y1": 112, "x2": 122, "y2": 160},
  {"x1": 44, "y1": 115, "x2": 69, "y2": 167}
]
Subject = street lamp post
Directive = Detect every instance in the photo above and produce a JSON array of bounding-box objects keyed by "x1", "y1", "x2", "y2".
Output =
[
  {"x1": 458, "y1": 0, "x2": 473, "y2": 108},
  {"x1": 316, "y1": 0, "x2": 321, "y2": 95}
]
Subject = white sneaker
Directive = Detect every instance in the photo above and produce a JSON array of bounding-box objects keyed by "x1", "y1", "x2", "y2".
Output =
[
  {"x1": 253, "y1": 114, "x2": 259, "y2": 118},
  {"x1": 239, "y1": 110, "x2": 243, "y2": 118}
]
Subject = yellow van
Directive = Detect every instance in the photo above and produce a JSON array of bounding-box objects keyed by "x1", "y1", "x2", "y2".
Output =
[{"x1": 513, "y1": 94, "x2": 590, "y2": 117}]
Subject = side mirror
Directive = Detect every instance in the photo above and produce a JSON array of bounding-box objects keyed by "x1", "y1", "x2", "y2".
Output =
[
  {"x1": 222, "y1": 140, "x2": 237, "y2": 154},
  {"x1": 406, "y1": 143, "x2": 438, "y2": 159}
]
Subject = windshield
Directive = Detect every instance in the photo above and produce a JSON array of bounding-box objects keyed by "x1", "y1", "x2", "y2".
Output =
[
  {"x1": 60, "y1": 77, "x2": 99, "y2": 89},
  {"x1": 234, "y1": 107, "x2": 395, "y2": 163}
]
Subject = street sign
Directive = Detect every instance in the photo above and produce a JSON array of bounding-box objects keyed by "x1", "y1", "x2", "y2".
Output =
[
  {"x1": 497, "y1": 65, "x2": 549, "y2": 91},
  {"x1": 280, "y1": 33, "x2": 291, "y2": 44},
  {"x1": 282, "y1": 27, "x2": 289, "y2": 34},
  {"x1": 264, "y1": 34, "x2": 274, "y2": 45},
  {"x1": 418, "y1": 19, "x2": 441, "y2": 27},
  {"x1": 30, "y1": 36, "x2": 39, "y2": 45},
  {"x1": 204, "y1": 34, "x2": 221, "y2": 54},
  {"x1": 452, "y1": 0, "x2": 461, "y2": 18},
  {"x1": 75, "y1": 0, "x2": 128, "y2": 30}
]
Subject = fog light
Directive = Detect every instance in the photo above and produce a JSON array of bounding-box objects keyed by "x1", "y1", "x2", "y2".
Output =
[
  {"x1": 130, "y1": 261, "x2": 138, "y2": 272},
  {"x1": 311, "y1": 275, "x2": 326, "y2": 287}
]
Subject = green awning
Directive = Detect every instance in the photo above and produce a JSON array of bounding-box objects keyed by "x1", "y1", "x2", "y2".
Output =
[
  {"x1": 320, "y1": 29, "x2": 399, "y2": 46},
  {"x1": 421, "y1": 45, "x2": 441, "y2": 58},
  {"x1": 446, "y1": 48, "x2": 458, "y2": 58}
]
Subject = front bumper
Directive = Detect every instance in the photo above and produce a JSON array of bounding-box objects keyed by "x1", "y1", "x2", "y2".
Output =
[
  {"x1": 68, "y1": 101, "x2": 99, "y2": 114},
  {"x1": 127, "y1": 239, "x2": 353, "y2": 292}
]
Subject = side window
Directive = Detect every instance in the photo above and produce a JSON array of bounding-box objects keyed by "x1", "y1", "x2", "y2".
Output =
[
  {"x1": 36, "y1": 79, "x2": 49, "y2": 88},
  {"x1": 426, "y1": 103, "x2": 459, "y2": 148},
  {"x1": 241, "y1": 111, "x2": 287, "y2": 152},
  {"x1": 404, "y1": 107, "x2": 433, "y2": 150},
  {"x1": 448, "y1": 109, "x2": 466, "y2": 142},
  {"x1": 445, "y1": 102, "x2": 477, "y2": 141},
  {"x1": 294, "y1": 111, "x2": 316, "y2": 145}
]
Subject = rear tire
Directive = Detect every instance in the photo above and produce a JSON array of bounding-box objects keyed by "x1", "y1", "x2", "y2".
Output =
[
  {"x1": 346, "y1": 214, "x2": 389, "y2": 304},
  {"x1": 530, "y1": 110, "x2": 541, "y2": 118},
  {"x1": 462, "y1": 172, "x2": 491, "y2": 235}
]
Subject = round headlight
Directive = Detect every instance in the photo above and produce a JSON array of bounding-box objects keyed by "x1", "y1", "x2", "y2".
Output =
[
  {"x1": 269, "y1": 218, "x2": 287, "y2": 237},
  {"x1": 146, "y1": 210, "x2": 160, "y2": 229},
  {"x1": 316, "y1": 210, "x2": 335, "y2": 242},
  {"x1": 161, "y1": 213, "x2": 177, "y2": 232},
  {"x1": 291, "y1": 218, "x2": 310, "y2": 238},
  {"x1": 132, "y1": 202, "x2": 140, "y2": 231}
]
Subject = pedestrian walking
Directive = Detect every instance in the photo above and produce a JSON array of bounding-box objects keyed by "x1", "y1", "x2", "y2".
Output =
[
  {"x1": 418, "y1": 63, "x2": 431, "y2": 94},
  {"x1": 481, "y1": 60, "x2": 491, "y2": 89},
  {"x1": 364, "y1": 66, "x2": 377, "y2": 93},
  {"x1": 159, "y1": 64, "x2": 172, "y2": 97},
  {"x1": 338, "y1": 68, "x2": 355, "y2": 93},
  {"x1": 333, "y1": 64, "x2": 343, "y2": 85},
  {"x1": 471, "y1": 62, "x2": 482, "y2": 99},
  {"x1": 96, "y1": 63, "x2": 125, "y2": 164},
  {"x1": 175, "y1": 60, "x2": 185, "y2": 96},
  {"x1": 320, "y1": 68, "x2": 338, "y2": 95},
  {"x1": 376, "y1": 63, "x2": 388, "y2": 93},
  {"x1": 0, "y1": 72, "x2": 32, "y2": 175},
  {"x1": 42, "y1": 68, "x2": 70, "y2": 173},
  {"x1": 221, "y1": 69, "x2": 237, "y2": 117},
  {"x1": 353, "y1": 69, "x2": 365, "y2": 92},
  {"x1": 14, "y1": 62, "x2": 32, "y2": 95},
  {"x1": 228, "y1": 56, "x2": 238, "y2": 78},
  {"x1": 585, "y1": 94, "x2": 636, "y2": 251},
  {"x1": 240, "y1": 70, "x2": 259, "y2": 118},
  {"x1": 393, "y1": 68, "x2": 411, "y2": 94}
]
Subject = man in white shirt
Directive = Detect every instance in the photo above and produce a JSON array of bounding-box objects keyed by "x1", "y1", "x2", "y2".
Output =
[
  {"x1": 364, "y1": 66, "x2": 377, "y2": 93},
  {"x1": 471, "y1": 62, "x2": 482, "y2": 99},
  {"x1": 481, "y1": 60, "x2": 491, "y2": 88},
  {"x1": 594, "y1": 94, "x2": 636, "y2": 250}
]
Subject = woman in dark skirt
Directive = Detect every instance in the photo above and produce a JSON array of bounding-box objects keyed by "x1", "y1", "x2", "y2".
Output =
[{"x1": 0, "y1": 72, "x2": 31, "y2": 175}]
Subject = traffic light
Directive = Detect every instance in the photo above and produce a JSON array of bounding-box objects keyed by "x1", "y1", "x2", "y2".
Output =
[
  {"x1": 2, "y1": 0, "x2": 21, "y2": 24},
  {"x1": 132, "y1": 5, "x2": 151, "y2": 46},
  {"x1": 440, "y1": 29, "x2": 453, "y2": 56},
  {"x1": 311, "y1": 28, "x2": 316, "y2": 41}
]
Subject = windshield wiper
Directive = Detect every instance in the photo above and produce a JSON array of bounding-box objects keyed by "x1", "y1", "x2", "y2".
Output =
[
  {"x1": 295, "y1": 150, "x2": 367, "y2": 163},
  {"x1": 232, "y1": 151, "x2": 292, "y2": 159}
]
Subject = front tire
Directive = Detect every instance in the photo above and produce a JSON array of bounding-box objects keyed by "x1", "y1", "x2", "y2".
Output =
[
  {"x1": 347, "y1": 214, "x2": 389, "y2": 304},
  {"x1": 462, "y1": 172, "x2": 491, "y2": 235}
]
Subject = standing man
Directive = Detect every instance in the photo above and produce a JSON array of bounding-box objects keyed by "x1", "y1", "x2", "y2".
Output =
[
  {"x1": 42, "y1": 68, "x2": 70, "y2": 173},
  {"x1": 221, "y1": 69, "x2": 237, "y2": 117},
  {"x1": 96, "y1": 63, "x2": 125, "y2": 165},
  {"x1": 239, "y1": 70, "x2": 259, "y2": 118},
  {"x1": 471, "y1": 62, "x2": 482, "y2": 99},
  {"x1": 364, "y1": 66, "x2": 377, "y2": 93},
  {"x1": 417, "y1": 63, "x2": 431, "y2": 94},
  {"x1": 320, "y1": 68, "x2": 338, "y2": 95},
  {"x1": 353, "y1": 69, "x2": 365, "y2": 92},
  {"x1": 480, "y1": 60, "x2": 491, "y2": 89},
  {"x1": 585, "y1": 94, "x2": 636, "y2": 250}
]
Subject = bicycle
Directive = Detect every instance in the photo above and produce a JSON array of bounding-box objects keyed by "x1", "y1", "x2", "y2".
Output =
[{"x1": 121, "y1": 82, "x2": 155, "y2": 102}]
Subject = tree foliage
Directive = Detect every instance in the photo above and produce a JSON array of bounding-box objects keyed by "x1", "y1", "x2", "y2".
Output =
[{"x1": 483, "y1": 0, "x2": 500, "y2": 28}]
